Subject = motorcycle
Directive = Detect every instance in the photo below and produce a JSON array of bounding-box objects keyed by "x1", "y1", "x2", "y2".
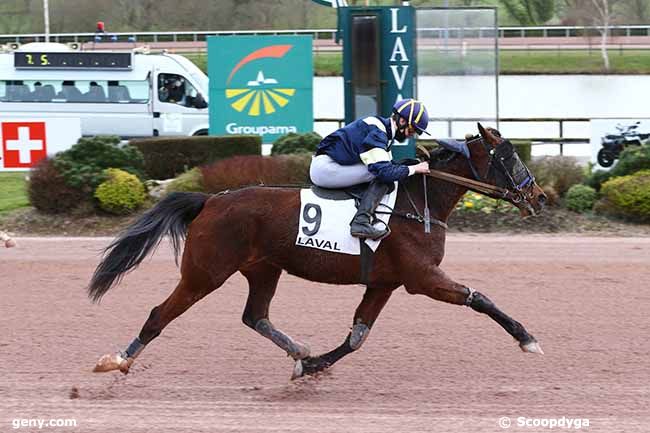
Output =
[{"x1": 597, "y1": 121, "x2": 650, "y2": 167}]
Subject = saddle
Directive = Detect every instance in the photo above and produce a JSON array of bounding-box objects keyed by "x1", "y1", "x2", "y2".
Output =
[{"x1": 310, "y1": 183, "x2": 369, "y2": 201}]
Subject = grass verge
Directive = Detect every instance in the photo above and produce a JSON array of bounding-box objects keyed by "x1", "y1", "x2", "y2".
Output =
[{"x1": 0, "y1": 172, "x2": 30, "y2": 214}]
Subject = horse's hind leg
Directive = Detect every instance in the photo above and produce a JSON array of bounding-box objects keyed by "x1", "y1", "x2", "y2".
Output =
[
  {"x1": 292, "y1": 286, "x2": 394, "y2": 379},
  {"x1": 0, "y1": 231, "x2": 16, "y2": 248},
  {"x1": 93, "y1": 262, "x2": 235, "y2": 374},
  {"x1": 241, "y1": 263, "x2": 310, "y2": 360},
  {"x1": 404, "y1": 266, "x2": 543, "y2": 354}
]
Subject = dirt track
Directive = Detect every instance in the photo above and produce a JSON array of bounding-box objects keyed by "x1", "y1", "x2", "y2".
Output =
[{"x1": 1, "y1": 235, "x2": 649, "y2": 433}]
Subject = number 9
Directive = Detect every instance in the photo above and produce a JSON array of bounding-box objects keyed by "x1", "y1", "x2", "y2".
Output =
[{"x1": 302, "y1": 203, "x2": 322, "y2": 236}]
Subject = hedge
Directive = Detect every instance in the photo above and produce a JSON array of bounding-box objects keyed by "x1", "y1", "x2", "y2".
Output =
[
  {"x1": 94, "y1": 168, "x2": 147, "y2": 215},
  {"x1": 599, "y1": 170, "x2": 650, "y2": 222},
  {"x1": 201, "y1": 154, "x2": 311, "y2": 193},
  {"x1": 528, "y1": 156, "x2": 585, "y2": 197},
  {"x1": 130, "y1": 135, "x2": 262, "y2": 180},
  {"x1": 54, "y1": 135, "x2": 145, "y2": 194},
  {"x1": 271, "y1": 132, "x2": 321, "y2": 155},
  {"x1": 565, "y1": 184, "x2": 597, "y2": 213},
  {"x1": 28, "y1": 158, "x2": 89, "y2": 214}
]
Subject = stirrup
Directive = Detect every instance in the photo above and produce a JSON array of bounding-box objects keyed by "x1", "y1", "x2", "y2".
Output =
[
  {"x1": 369, "y1": 218, "x2": 391, "y2": 241},
  {"x1": 372, "y1": 225, "x2": 391, "y2": 241}
]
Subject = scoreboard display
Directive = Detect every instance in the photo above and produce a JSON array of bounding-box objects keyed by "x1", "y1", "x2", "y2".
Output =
[{"x1": 14, "y1": 52, "x2": 132, "y2": 70}]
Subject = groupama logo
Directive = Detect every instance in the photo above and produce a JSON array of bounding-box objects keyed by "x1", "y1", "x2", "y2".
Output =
[{"x1": 225, "y1": 45, "x2": 296, "y2": 116}]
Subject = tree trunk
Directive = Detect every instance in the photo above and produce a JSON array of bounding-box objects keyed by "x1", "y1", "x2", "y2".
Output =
[
  {"x1": 591, "y1": 0, "x2": 611, "y2": 71},
  {"x1": 599, "y1": 19, "x2": 610, "y2": 70}
]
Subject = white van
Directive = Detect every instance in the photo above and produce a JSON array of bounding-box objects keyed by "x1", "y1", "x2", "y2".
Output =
[{"x1": 0, "y1": 43, "x2": 209, "y2": 138}]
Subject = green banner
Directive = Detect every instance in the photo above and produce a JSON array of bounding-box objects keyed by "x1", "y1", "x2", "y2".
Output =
[{"x1": 208, "y1": 35, "x2": 313, "y2": 143}]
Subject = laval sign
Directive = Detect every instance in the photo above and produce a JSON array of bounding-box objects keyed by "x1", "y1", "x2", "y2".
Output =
[
  {"x1": 208, "y1": 36, "x2": 313, "y2": 143},
  {"x1": 340, "y1": 6, "x2": 416, "y2": 160},
  {"x1": 0, "y1": 118, "x2": 81, "y2": 171}
]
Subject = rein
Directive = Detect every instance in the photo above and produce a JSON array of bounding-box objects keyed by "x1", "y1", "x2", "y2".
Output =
[{"x1": 425, "y1": 169, "x2": 518, "y2": 202}]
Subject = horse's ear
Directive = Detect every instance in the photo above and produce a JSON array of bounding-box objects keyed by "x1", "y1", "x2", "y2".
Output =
[{"x1": 477, "y1": 122, "x2": 499, "y2": 147}]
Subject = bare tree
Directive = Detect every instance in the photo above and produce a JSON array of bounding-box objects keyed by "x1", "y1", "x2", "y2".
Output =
[{"x1": 589, "y1": 0, "x2": 623, "y2": 71}]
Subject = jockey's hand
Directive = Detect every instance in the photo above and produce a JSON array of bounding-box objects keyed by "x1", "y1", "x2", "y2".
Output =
[{"x1": 412, "y1": 161, "x2": 430, "y2": 175}]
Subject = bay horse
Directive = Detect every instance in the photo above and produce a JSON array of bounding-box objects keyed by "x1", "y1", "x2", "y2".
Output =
[{"x1": 88, "y1": 124, "x2": 547, "y2": 379}]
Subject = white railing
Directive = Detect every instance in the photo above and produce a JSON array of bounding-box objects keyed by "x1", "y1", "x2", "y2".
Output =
[{"x1": 1, "y1": 24, "x2": 650, "y2": 45}]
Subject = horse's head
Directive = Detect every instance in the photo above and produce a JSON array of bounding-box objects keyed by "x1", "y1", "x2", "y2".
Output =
[{"x1": 472, "y1": 123, "x2": 547, "y2": 217}]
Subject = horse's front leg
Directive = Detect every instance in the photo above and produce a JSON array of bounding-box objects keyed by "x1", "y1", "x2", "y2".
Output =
[
  {"x1": 292, "y1": 286, "x2": 394, "y2": 379},
  {"x1": 404, "y1": 266, "x2": 543, "y2": 354}
]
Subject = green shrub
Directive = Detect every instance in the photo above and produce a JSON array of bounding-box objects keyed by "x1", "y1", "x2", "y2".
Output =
[
  {"x1": 271, "y1": 132, "x2": 321, "y2": 155},
  {"x1": 565, "y1": 184, "x2": 597, "y2": 213},
  {"x1": 282, "y1": 153, "x2": 312, "y2": 183},
  {"x1": 28, "y1": 158, "x2": 89, "y2": 214},
  {"x1": 528, "y1": 156, "x2": 585, "y2": 197},
  {"x1": 94, "y1": 168, "x2": 147, "y2": 215},
  {"x1": 585, "y1": 169, "x2": 613, "y2": 191},
  {"x1": 201, "y1": 155, "x2": 310, "y2": 193},
  {"x1": 610, "y1": 144, "x2": 650, "y2": 178},
  {"x1": 166, "y1": 168, "x2": 204, "y2": 193},
  {"x1": 54, "y1": 136, "x2": 145, "y2": 195},
  {"x1": 588, "y1": 144, "x2": 650, "y2": 191},
  {"x1": 599, "y1": 170, "x2": 650, "y2": 222},
  {"x1": 130, "y1": 135, "x2": 261, "y2": 180}
]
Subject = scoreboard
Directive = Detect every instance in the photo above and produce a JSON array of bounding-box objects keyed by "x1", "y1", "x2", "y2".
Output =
[{"x1": 14, "y1": 52, "x2": 132, "y2": 70}]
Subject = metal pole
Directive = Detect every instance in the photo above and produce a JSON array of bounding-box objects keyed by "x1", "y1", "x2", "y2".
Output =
[
  {"x1": 495, "y1": 8, "x2": 500, "y2": 129},
  {"x1": 443, "y1": 0, "x2": 449, "y2": 53},
  {"x1": 43, "y1": 0, "x2": 50, "y2": 42}
]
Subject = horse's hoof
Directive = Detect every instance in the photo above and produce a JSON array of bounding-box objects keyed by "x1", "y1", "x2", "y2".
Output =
[
  {"x1": 4, "y1": 239, "x2": 16, "y2": 248},
  {"x1": 520, "y1": 340, "x2": 544, "y2": 355},
  {"x1": 291, "y1": 342, "x2": 311, "y2": 360},
  {"x1": 93, "y1": 353, "x2": 131, "y2": 373},
  {"x1": 291, "y1": 359, "x2": 304, "y2": 380}
]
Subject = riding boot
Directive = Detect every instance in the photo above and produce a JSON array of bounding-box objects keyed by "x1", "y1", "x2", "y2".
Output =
[{"x1": 350, "y1": 180, "x2": 391, "y2": 240}]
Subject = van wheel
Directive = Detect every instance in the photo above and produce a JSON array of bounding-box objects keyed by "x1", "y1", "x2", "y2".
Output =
[{"x1": 193, "y1": 129, "x2": 208, "y2": 136}]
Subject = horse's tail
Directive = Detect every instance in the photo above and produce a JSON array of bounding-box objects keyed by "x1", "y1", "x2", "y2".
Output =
[{"x1": 87, "y1": 192, "x2": 209, "y2": 303}]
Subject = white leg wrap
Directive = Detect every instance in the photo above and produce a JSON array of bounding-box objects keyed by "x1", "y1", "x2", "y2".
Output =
[
  {"x1": 464, "y1": 287, "x2": 476, "y2": 306},
  {"x1": 349, "y1": 323, "x2": 370, "y2": 351},
  {"x1": 255, "y1": 319, "x2": 310, "y2": 360}
]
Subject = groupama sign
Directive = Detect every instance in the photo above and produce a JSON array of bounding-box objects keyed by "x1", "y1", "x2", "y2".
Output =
[{"x1": 208, "y1": 36, "x2": 313, "y2": 143}]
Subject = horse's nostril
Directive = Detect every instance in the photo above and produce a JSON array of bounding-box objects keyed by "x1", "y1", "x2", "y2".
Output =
[{"x1": 538, "y1": 194, "x2": 547, "y2": 206}]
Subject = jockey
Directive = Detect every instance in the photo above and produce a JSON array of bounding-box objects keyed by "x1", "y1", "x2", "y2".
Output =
[{"x1": 310, "y1": 98, "x2": 431, "y2": 240}]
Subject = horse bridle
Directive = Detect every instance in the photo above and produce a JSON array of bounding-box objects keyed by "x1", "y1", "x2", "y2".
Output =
[{"x1": 426, "y1": 136, "x2": 536, "y2": 204}]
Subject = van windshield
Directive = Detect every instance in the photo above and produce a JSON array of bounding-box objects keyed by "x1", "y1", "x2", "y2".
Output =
[{"x1": 168, "y1": 54, "x2": 208, "y2": 99}]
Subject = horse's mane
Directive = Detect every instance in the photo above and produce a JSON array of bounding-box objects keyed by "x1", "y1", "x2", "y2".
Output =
[{"x1": 427, "y1": 146, "x2": 459, "y2": 170}]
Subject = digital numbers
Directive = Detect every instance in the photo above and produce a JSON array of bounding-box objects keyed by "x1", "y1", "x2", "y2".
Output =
[
  {"x1": 14, "y1": 52, "x2": 132, "y2": 69},
  {"x1": 302, "y1": 203, "x2": 322, "y2": 236}
]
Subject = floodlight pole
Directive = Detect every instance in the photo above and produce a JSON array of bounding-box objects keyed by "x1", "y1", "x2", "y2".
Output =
[{"x1": 43, "y1": 0, "x2": 50, "y2": 42}]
